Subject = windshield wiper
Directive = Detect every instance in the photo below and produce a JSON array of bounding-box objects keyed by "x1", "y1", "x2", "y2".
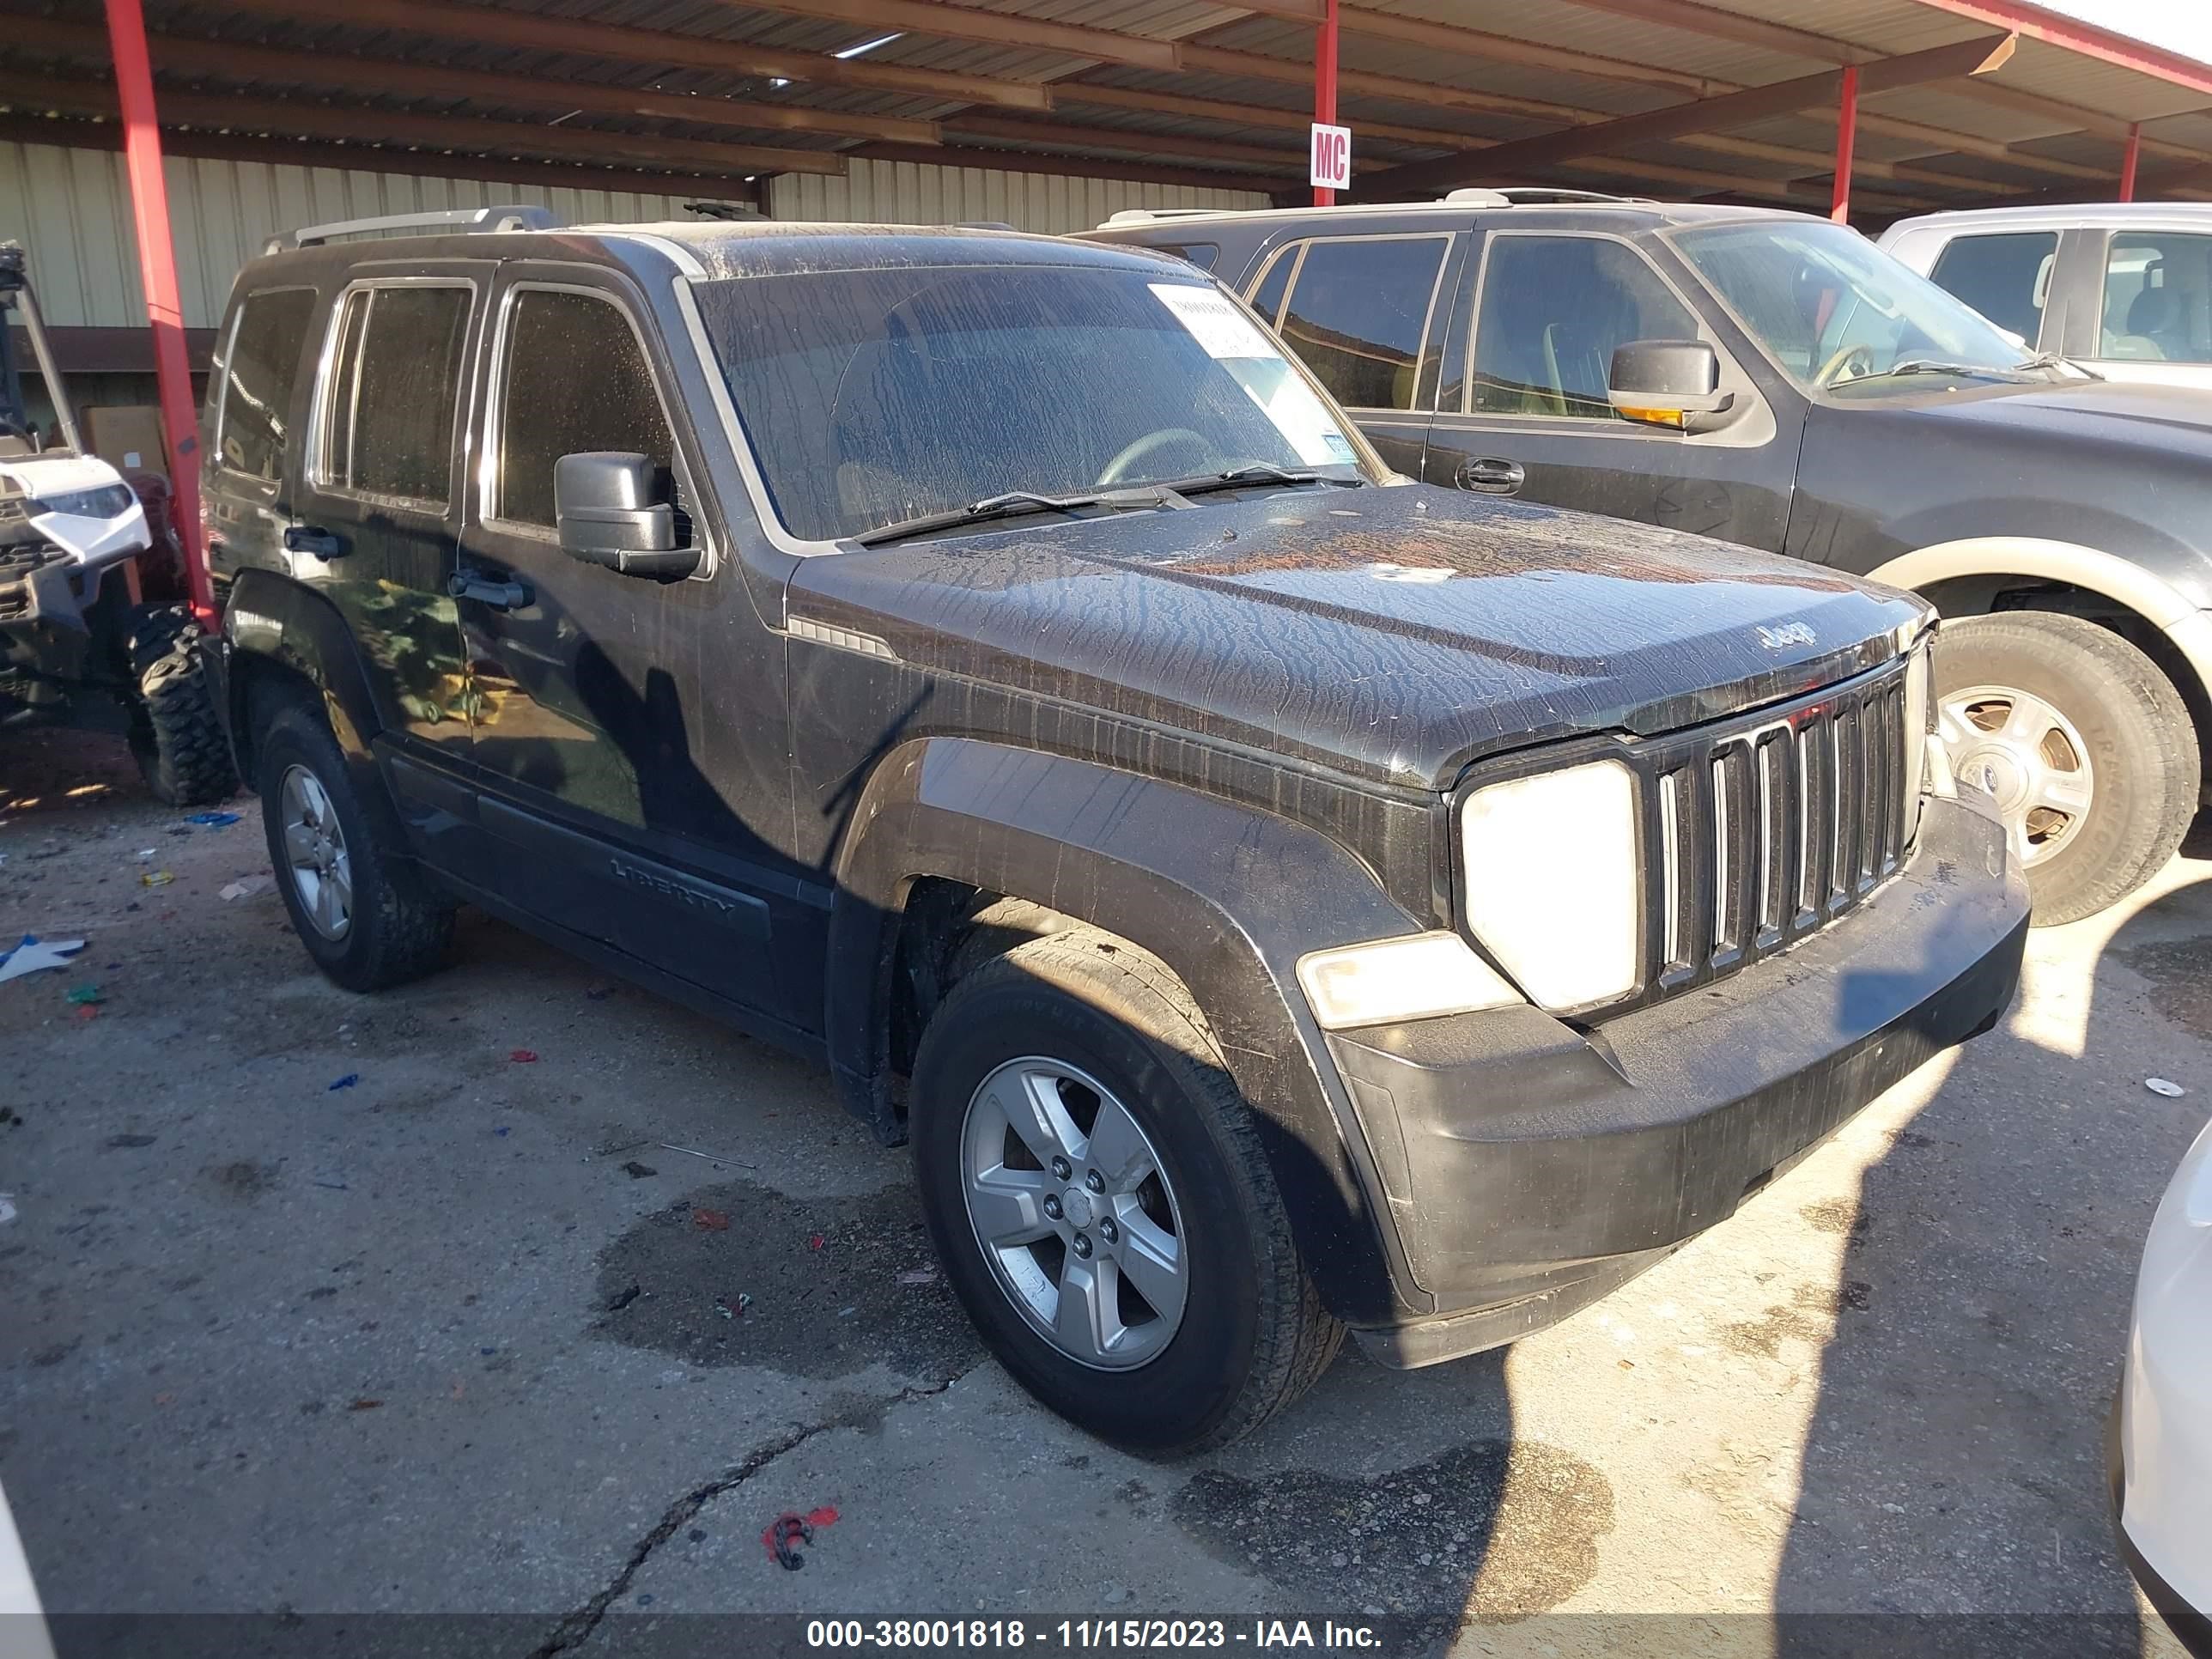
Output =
[
  {"x1": 1856, "y1": 357, "x2": 2044, "y2": 386},
  {"x1": 2019, "y1": 350, "x2": 2103, "y2": 382},
  {"x1": 1151, "y1": 462, "x2": 1364, "y2": 498},
  {"x1": 853, "y1": 486, "x2": 1180, "y2": 547}
]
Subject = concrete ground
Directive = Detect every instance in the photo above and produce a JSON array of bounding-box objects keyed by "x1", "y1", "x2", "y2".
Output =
[{"x1": 1, "y1": 723, "x2": 2203, "y2": 1657}]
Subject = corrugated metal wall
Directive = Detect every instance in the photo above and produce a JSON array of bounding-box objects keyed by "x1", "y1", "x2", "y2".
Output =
[
  {"x1": 1, "y1": 141, "x2": 1267, "y2": 331},
  {"x1": 0, "y1": 141, "x2": 701, "y2": 330},
  {"x1": 768, "y1": 155, "x2": 1267, "y2": 234}
]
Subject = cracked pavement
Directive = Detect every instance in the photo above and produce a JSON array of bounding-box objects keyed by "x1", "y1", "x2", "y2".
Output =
[{"x1": 1, "y1": 726, "x2": 2202, "y2": 1656}]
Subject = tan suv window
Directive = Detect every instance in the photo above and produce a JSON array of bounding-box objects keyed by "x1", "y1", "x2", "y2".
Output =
[
  {"x1": 1928, "y1": 231, "x2": 2057, "y2": 344},
  {"x1": 2102, "y1": 232, "x2": 2212, "y2": 362}
]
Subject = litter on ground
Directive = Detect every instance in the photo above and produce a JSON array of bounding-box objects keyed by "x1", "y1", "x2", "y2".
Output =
[
  {"x1": 2146, "y1": 1077, "x2": 2189, "y2": 1097},
  {"x1": 0, "y1": 935, "x2": 88, "y2": 985},
  {"x1": 219, "y1": 878, "x2": 270, "y2": 901},
  {"x1": 185, "y1": 811, "x2": 241, "y2": 828}
]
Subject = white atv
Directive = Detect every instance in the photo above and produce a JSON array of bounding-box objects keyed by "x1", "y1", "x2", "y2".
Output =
[{"x1": 1, "y1": 241, "x2": 233, "y2": 804}]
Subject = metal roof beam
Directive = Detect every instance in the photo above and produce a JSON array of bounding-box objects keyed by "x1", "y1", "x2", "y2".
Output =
[
  {"x1": 1901, "y1": 0, "x2": 2212, "y2": 100},
  {"x1": 1057, "y1": 82, "x2": 1461, "y2": 149},
  {"x1": 1549, "y1": 0, "x2": 1864, "y2": 64},
  {"x1": 1334, "y1": 7, "x2": 1729, "y2": 96},
  {"x1": 198, "y1": 0, "x2": 1054, "y2": 111},
  {"x1": 0, "y1": 111, "x2": 773, "y2": 204},
  {"x1": 3, "y1": 15, "x2": 943, "y2": 145},
  {"x1": 0, "y1": 74, "x2": 848, "y2": 176},
  {"x1": 847, "y1": 140, "x2": 1280, "y2": 193},
  {"x1": 695, "y1": 0, "x2": 1183, "y2": 73},
  {"x1": 1362, "y1": 33, "x2": 2018, "y2": 196},
  {"x1": 939, "y1": 114, "x2": 1347, "y2": 173}
]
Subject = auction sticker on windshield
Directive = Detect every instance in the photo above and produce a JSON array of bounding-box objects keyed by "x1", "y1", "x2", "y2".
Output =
[{"x1": 1151, "y1": 283, "x2": 1278, "y2": 361}]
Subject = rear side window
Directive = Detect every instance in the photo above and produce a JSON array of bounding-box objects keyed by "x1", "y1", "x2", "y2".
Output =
[
  {"x1": 495, "y1": 289, "x2": 676, "y2": 528},
  {"x1": 1275, "y1": 236, "x2": 1449, "y2": 410},
  {"x1": 1468, "y1": 235, "x2": 1699, "y2": 421},
  {"x1": 1927, "y1": 231, "x2": 2057, "y2": 343},
  {"x1": 2100, "y1": 231, "x2": 2212, "y2": 363},
  {"x1": 317, "y1": 284, "x2": 471, "y2": 505},
  {"x1": 214, "y1": 288, "x2": 316, "y2": 483}
]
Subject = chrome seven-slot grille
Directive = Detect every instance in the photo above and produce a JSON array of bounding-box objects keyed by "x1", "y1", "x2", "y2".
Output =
[{"x1": 1645, "y1": 658, "x2": 1913, "y2": 1000}]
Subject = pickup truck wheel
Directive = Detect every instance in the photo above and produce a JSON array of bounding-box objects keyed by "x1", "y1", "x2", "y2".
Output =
[
  {"x1": 910, "y1": 931, "x2": 1340, "y2": 1455},
  {"x1": 253, "y1": 695, "x2": 454, "y2": 991},
  {"x1": 125, "y1": 604, "x2": 237, "y2": 806},
  {"x1": 1936, "y1": 612, "x2": 2197, "y2": 925}
]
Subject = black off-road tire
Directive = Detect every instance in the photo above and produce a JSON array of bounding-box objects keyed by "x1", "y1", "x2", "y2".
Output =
[
  {"x1": 125, "y1": 603, "x2": 237, "y2": 806},
  {"x1": 1937, "y1": 611, "x2": 2198, "y2": 925},
  {"x1": 253, "y1": 689, "x2": 454, "y2": 992},
  {"x1": 910, "y1": 928, "x2": 1341, "y2": 1456}
]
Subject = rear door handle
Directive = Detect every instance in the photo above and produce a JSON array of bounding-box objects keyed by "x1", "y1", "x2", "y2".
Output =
[
  {"x1": 283, "y1": 524, "x2": 343, "y2": 557},
  {"x1": 448, "y1": 569, "x2": 532, "y2": 611},
  {"x1": 1456, "y1": 457, "x2": 1525, "y2": 495}
]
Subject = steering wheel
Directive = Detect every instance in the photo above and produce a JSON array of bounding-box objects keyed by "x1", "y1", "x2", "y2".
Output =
[
  {"x1": 1814, "y1": 342, "x2": 1876, "y2": 388},
  {"x1": 0, "y1": 414, "x2": 33, "y2": 442},
  {"x1": 1096, "y1": 427, "x2": 1223, "y2": 488}
]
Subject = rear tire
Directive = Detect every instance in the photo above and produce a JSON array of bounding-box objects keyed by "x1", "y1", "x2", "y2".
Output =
[
  {"x1": 1936, "y1": 611, "x2": 2197, "y2": 925},
  {"x1": 126, "y1": 603, "x2": 236, "y2": 806},
  {"x1": 253, "y1": 690, "x2": 454, "y2": 991},
  {"x1": 910, "y1": 928, "x2": 1340, "y2": 1455}
]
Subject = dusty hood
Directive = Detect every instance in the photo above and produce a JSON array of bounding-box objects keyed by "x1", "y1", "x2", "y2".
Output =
[{"x1": 791, "y1": 484, "x2": 1925, "y2": 790}]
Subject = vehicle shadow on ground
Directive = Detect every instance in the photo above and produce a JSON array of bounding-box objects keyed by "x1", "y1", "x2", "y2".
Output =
[
  {"x1": 0, "y1": 726, "x2": 143, "y2": 819},
  {"x1": 1771, "y1": 853, "x2": 2212, "y2": 1657}
]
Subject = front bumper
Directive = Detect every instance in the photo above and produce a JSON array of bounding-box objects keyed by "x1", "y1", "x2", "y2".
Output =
[{"x1": 1329, "y1": 793, "x2": 2028, "y2": 1366}]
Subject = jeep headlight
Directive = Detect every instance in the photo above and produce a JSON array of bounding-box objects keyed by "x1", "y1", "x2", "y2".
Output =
[{"x1": 1460, "y1": 757, "x2": 1640, "y2": 1012}]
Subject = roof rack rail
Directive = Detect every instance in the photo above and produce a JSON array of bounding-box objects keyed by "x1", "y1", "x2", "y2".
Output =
[
  {"x1": 264, "y1": 204, "x2": 563, "y2": 256},
  {"x1": 1446, "y1": 186, "x2": 1653, "y2": 205},
  {"x1": 1098, "y1": 208, "x2": 1225, "y2": 226}
]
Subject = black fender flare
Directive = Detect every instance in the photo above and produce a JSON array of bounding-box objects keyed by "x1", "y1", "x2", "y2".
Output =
[
  {"x1": 826, "y1": 736, "x2": 1432, "y2": 1325},
  {"x1": 219, "y1": 568, "x2": 392, "y2": 816}
]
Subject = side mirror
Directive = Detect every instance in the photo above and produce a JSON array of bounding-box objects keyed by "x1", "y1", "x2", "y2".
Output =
[
  {"x1": 1607, "y1": 340, "x2": 1736, "y2": 432},
  {"x1": 554, "y1": 451, "x2": 702, "y2": 579}
]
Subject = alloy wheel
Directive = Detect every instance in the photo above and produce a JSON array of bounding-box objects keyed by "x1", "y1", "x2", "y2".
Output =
[
  {"x1": 279, "y1": 763, "x2": 354, "y2": 939},
  {"x1": 958, "y1": 1057, "x2": 1188, "y2": 1370}
]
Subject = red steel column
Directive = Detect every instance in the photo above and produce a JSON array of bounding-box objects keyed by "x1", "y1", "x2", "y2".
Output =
[
  {"x1": 1313, "y1": 0, "x2": 1340, "y2": 207},
  {"x1": 1830, "y1": 64, "x2": 1859, "y2": 225},
  {"x1": 103, "y1": 0, "x2": 210, "y2": 627},
  {"x1": 2119, "y1": 121, "x2": 2142, "y2": 200}
]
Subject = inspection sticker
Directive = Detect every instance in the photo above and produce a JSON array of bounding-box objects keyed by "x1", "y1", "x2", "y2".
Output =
[{"x1": 1150, "y1": 283, "x2": 1278, "y2": 361}]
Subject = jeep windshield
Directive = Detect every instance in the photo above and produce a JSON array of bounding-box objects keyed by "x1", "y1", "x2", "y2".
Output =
[
  {"x1": 690, "y1": 264, "x2": 1376, "y2": 544},
  {"x1": 1673, "y1": 219, "x2": 2042, "y2": 398}
]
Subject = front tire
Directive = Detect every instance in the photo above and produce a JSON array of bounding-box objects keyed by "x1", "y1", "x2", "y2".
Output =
[
  {"x1": 126, "y1": 603, "x2": 236, "y2": 806},
  {"x1": 910, "y1": 929, "x2": 1340, "y2": 1455},
  {"x1": 1936, "y1": 611, "x2": 2198, "y2": 925},
  {"x1": 253, "y1": 692, "x2": 454, "y2": 991}
]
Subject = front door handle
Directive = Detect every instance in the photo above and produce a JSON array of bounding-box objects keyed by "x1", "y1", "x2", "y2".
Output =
[
  {"x1": 448, "y1": 569, "x2": 532, "y2": 611},
  {"x1": 1456, "y1": 457, "x2": 1525, "y2": 495},
  {"x1": 283, "y1": 524, "x2": 344, "y2": 558}
]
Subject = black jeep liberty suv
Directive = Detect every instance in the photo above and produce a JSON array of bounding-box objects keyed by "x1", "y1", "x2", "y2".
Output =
[{"x1": 202, "y1": 207, "x2": 2028, "y2": 1453}]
